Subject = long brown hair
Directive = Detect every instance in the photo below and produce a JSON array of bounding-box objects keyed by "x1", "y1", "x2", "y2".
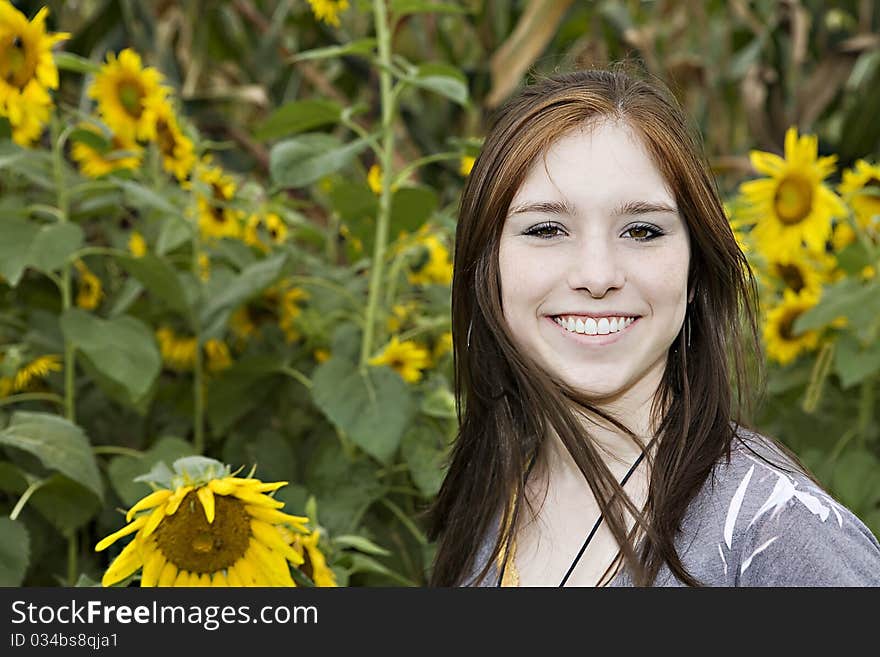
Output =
[{"x1": 426, "y1": 65, "x2": 819, "y2": 587}]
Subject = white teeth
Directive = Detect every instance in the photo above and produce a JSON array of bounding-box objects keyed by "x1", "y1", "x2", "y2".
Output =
[{"x1": 554, "y1": 315, "x2": 635, "y2": 336}]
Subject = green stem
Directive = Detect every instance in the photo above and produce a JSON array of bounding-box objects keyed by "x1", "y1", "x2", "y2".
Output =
[
  {"x1": 9, "y1": 479, "x2": 46, "y2": 521},
  {"x1": 360, "y1": 0, "x2": 396, "y2": 370},
  {"x1": 856, "y1": 377, "x2": 875, "y2": 448},
  {"x1": 397, "y1": 317, "x2": 451, "y2": 342},
  {"x1": 67, "y1": 246, "x2": 131, "y2": 263},
  {"x1": 51, "y1": 118, "x2": 75, "y2": 425},
  {"x1": 339, "y1": 114, "x2": 383, "y2": 161},
  {"x1": 380, "y1": 497, "x2": 427, "y2": 545},
  {"x1": 391, "y1": 151, "x2": 462, "y2": 187},
  {"x1": 92, "y1": 445, "x2": 144, "y2": 458},
  {"x1": 189, "y1": 187, "x2": 206, "y2": 455},
  {"x1": 279, "y1": 366, "x2": 313, "y2": 390},
  {"x1": 0, "y1": 392, "x2": 65, "y2": 408}
]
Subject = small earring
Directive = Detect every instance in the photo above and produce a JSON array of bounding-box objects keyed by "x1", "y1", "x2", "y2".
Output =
[
  {"x1": 466, "y1": 319, "x2": 473, "y2": 350},
  {"x1": 686, "y1": 313, "x2": 692, "y2": 349}
]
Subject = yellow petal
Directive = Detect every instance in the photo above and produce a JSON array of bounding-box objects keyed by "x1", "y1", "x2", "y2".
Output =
[
  {"x1": 173, "y1": 569, "x2": 190, "y2": 587},
  {"x1": 95, "y1": 515, "x2": 148, "y2": 552},
  {"x1": 251, "y1": 520, "x2": 304, "y2": 566},
  {"x1": 211, "y1": 571, "x2": 228, "y2": 587},
  {"x1": 140, "y1": 504, "x2": 168, "y2": 540},
  {"x1": 233, "y1": 557, "x2": 259, "y2": 586},
  {"x1": 126, "y1": 489, "x2": 172, "y2": 522},
  {"x1": 244, "y1": 505, "x2": 310, "y2": 531},
  {"x1": 249, "y1": 540, "x2": 294, "y2": 586},
  {"x1": 250, "y1": 481, "x2": 288, "y2": 493},
  {"x1": 197, "y1": 572, "x2": 212, "y2": 587},
  {"x1": 101, "y1": 538, "x2": 144, "y2": 587},
  {"x1": 158, "y1": 561, "x2": 178, "y2": 587},
  {"x1": 165, "y1": 485, "x2": 193, "y2": 515},
  {"x1": 140, "y1": 546, "x2": 165, "y2": 587},
  {"x1": 197, "y1": 486, "x2": 215, "y2": 523},
  {"x1": 208, "y1": 478, "x2": 238, "y2": 495},
  {"x1": 232, "y1": 490, "x2": 285, "y2": 509},
  {"x1": 226, "y1": 566, "x2": 243, "y2": 587}
]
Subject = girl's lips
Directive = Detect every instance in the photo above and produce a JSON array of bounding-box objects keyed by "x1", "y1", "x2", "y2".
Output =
[{"x1": 547, "y1": 315, "x2": 639, "y2": 346}]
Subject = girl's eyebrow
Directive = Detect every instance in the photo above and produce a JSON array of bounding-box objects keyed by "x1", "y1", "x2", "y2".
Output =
[{"x1": 507, "y1": 199, "x2": 678, "y2": 217}]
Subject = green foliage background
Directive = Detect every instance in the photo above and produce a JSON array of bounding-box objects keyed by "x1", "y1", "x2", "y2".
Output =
[{"x1": 1, "y1": 0, "x2": 878, "y2": 586}]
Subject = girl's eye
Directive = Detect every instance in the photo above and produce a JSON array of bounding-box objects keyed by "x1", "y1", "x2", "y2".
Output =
[
  {"x1": 623, "y1": 223, "x2": 663, "y2": 242},
  {"x1": 523, "y1": 222, "x2": 564, "y2": 239}
]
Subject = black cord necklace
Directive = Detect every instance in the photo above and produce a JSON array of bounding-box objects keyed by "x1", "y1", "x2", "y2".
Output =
[{"x1": 497, "y1": 449, "x2": 646, "y2": 587}]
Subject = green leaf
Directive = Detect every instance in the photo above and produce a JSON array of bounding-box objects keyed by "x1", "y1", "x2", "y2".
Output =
[
  {"x1": 60, "y1": 309, "x2": 161, "y2": 407},
  {"x1": 254, "y1": 99, "x2": 342, "y2": 141},
  {"x1": 0, "y1": 217, "x2": 40, "y2": 285},
  {"x1": 420, "y1": 384, "x2": 456, "y2": 419},
  {"x1": 390, "y1": 0, "x2": 470, "y2": 16},
  {"x1": 270, "y1": 134, "x2": 371, "y2": 189},
  {"x1": 68, "y1": 128, "x2": 111, "y2": 153},
  {"x1": 0, "y1": 411, "x2": 102, "y2": 499},
  {"x1": 390, "y1": 185, "x2": 438, "y2": 235},
  {"x1": 117, "y1": 180, "x2": 180, "y2": 216},
  {"x1": 401, "y1": 422, "x2": 449, "y2": 497},
  {"x1": 0, "y1": 461, "x2": 28, "y2": 493},
  {"x1": 833, "y1": 333, "x2": 880, "y2": 389},
  {"x1": 221, "y1": 429, "x2": 297, "y2": 484},
  {"x1": 795, "y1": 279, "x2": 880, "y2": 332},
  {"x1": 287, "y1": 38, "x2": 377, "y2": 63},
  {"x1": 0, "y1": 517, "x2": 30, "y2": 586},
  {"x1": 311, "y1": 357, "x2": 417, "y2": 463},
  {"x1": 834, "y1": 240, "x2": 874, "y2": 276},
  {"x1": 114, "y1": 254, "x2": 191, "y2": 317},
  {"x1": 831, "y1": 448, "x2": 880, "y2": 511},
  {"x1": 199, "y1": 253, "x2": 287, "y2": 335},
  {"x1": 29, "y1": 475, "x2": 102, "y2": 535},
  {"x1": 206, "y1": 357, "x2": 282, "y2": 434},
  {"x1": 332, "y1": 534, "x2": 392, "y2": 556},
  {"x1": 409, "y1": 63, "x2": 469, "y2": 106},
  {"x1": 107, "y1": 436, "x2": 194, "y2": 507},
  {"x1": 29, "y1": 223, "x2": 85, "y2": 274},
  {"x1": 156, "y1": 212, "x2": 192, "y2": 255},
  {"x1": 54, "y1": 52, "x2": 101, "y2": 74}
]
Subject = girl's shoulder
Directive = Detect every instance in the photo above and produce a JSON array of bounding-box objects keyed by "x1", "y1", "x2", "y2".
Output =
[{"x1": 678, "y1": 424, "x2": 880, "y2": 586}]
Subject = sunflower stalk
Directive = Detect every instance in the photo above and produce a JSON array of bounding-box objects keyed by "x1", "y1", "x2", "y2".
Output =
[
  {"x1": 189, "y1": 184, "x2": 206, "y2": 455},
  {"x1": 359, "y1": 0, "x2": 396, "y2": 370},
  {"x1": 802, "y1": 341, "x2": 834, "y2": 414}
]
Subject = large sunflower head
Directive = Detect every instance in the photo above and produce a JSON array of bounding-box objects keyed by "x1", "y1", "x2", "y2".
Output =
[
  {"x1": 89, "y1": 48, "x2": 169, "y2": 142},
  {"x1": 762, "y1": 288, "x2": 822, "y2": 366},
  {"x1": 0, "y1": 4, "x2": 68, "y2": 95},
  {"x1": 0, "y1": 4, "x2": 68, "y2": 145},
  {"x1": 740, "y1": 126, "x2": 847, "y2": 260},
  {"x1": 96, "y1": 456, "x2": 314, "y2": 587}
]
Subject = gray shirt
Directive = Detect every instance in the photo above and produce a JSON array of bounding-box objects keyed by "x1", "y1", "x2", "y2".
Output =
[{"x1": 466, "y1": 427, "x2": 880, "y2": 586}]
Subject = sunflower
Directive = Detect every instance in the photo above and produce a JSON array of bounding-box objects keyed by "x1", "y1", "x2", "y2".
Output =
[
  {"x1": 306, "y1": 0, "x2": 350, "y2": 28},
  {"x1": 0, "y1": 4, "x2": 69, "y2": 146},
  {"x1": 368, "y1": 336, "x2": 432, "y2": 384},
  {"x1": 154, "y1": 101, "x2": 196, "y2": 181},
  {"x1": 762, "y1": 288, "x2": 822, "y2": 366},
  {"x1": 195, "y1": 161, "x2": 243, "y2": 241},
  {"x1": 10, "y1": 354, "x2": 61, "y2": 392},
  {"x1": 291, "y1": 529, "x2": 337, "y2": 587},
  {"x1": 95, "y1": 456, "x2": 313, "y2": 587},
  {"x1": 89, "y1": 48, "x2": 169, "y2": 142},
  {"x1": 155, "y1": 326, "x2": 197, "y2": 372},
  {"x1": 740, "y1": 126, "x2": 846, "y2": 260},
  {"x1": 244, "y1": 212, "x2": 288, "y2": 252},
  {"x1": 839, "y1": 159, "x2": 880, "y2": 232},
  {"x1": 128, "y1": 231, "x2": 147, "y2": 257},
  {"x1": 70, "y1": 122, "x2": 143, "y2": 178},
  {"x1": 386, "y1": 302, "x2": 417, "y2": 333},
  {"x1": 763, "y1": 254, "x2": 826, "y2": 299},
  {"x1": 73, "y1": 259, "x2": 103, "y2": 310},
  {"x1": 278, "y1": 285, "x2": 309, "y2": 343},
  {"x1": 204, "y1": 338, "x2": 232, "y2": 373},
  {"x1": 407, "y1": 234, "x2": 453, "y2": 286}
]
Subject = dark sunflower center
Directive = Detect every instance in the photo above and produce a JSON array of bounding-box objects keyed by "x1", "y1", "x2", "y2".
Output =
[
  {"x1": 3, "y1": 35, "x2": 35, "y2": 88},
  {"x1": 117, "y1": 80, "x2": 144, "y2": 118},
  {"x1": 779, "y1": 308, "x2": 804, "y2": 341},
  {"x1": 154, "y1": 490, "x2": 251, "y2": 574},
  {"x1": 774, "y1": 175, "x2": 813, "y2": 225},
  {"x1": 210, "y1": 206, "x2": 226, "y2": 224},
  {"x1": 390, "y1": 357, "x2": 405, "y2": 369},
  {"x1": 156, "y1": 119, "x2": 176, "y2": 156},
  {"x1": 775, "y1": 263, "x2": 805, "y2": 293}
]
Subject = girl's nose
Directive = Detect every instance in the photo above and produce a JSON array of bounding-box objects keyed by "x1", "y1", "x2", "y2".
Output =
[{"x1": 566, "y1": 237, "x2": 625, "y2": 298}]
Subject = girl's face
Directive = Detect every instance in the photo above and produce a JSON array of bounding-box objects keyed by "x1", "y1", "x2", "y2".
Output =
[{"x1": 498, "y1": 120, "x2": 691, "y2": 406}]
